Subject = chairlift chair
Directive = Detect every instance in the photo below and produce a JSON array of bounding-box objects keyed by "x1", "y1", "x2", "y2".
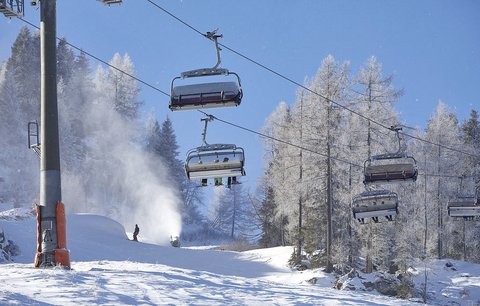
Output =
[
  {"x1": 447, "y1": 196, "x2": 480, "y2": 221},
  {"x1": 364, "y1": 126, "x2": 418, "y2": 184},
  {"x1": 185, "y1": 144, "x2": 246, "y2": 180},
  {"x1": 169, "y1": 30, "x2": 243, "y2": 111},
  {"x1": 364, "y1": 153, "x2": 418, "y2": 184},
  {"x1": 186, "y1": 115, "x2": 246, "y2": 185},
  {"x1": 28, "y1": 121, "x2": 41, "y2": 157},
  {"x1": 352, "y1": 189, "x2": 399, "y2": 224}
]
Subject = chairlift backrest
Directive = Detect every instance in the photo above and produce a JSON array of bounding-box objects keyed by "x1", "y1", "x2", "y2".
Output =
[
  {"x1": 364, "y1": 155, "x2": 418, "y2": 184},
  {"x1": 352, "y1": 190, "x2": 398, "y2": 224},
  {"x1": 371, "y1": 152, "x2": 407, "y2": 161},
  {"x1": 447, "y1": 196, "x2": 480, "y2": 219},
  {"x1": 353, "y1": 189, "x2": 398, "y2": 206}
]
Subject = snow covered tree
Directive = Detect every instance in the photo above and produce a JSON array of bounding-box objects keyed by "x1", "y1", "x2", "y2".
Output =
[
  {"x1": 0, "y1": 27, "x2": 40, "y2": 208},
  {"x1": 210, "y1": 182, "x2": 252, "y2": 239},
  {"x1": 423, "y1": 102, "x2": 463, "y2": 259},
  {"x1": 261, "y1": 101, "x2": 296, "y2": 246},
  {"x1": 460, "y1": 109, "x2": 480, "y2": 262},
  {"x1": 158, "y1": 117, "x2": 184, "y2": 187},
  {"x1": 349, "y1": 56, "x2": 402, "y2": 273},
  {"x1": 94, "y1": 53, "x2": 141, "y2": 121},
  {"x1": 57, "y1": 38, "x2": 75, "y2": 85}
]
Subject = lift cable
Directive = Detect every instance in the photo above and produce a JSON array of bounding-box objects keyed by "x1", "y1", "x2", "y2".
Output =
[
  {"x1": 196, "y1": 110, "x2": 474, "y2": 180},
  {"x1": 18, "y1": 17, "x2": 170, "y2": 97},
  {"x1": 145, "y1": 0, "x2": 480, "y2": 160},
  {"x1": 14, "y1": 14, "x2": 479, "y2": 177},
  {"x1": 196, "y1": 110, "x2": 363, "y2": 169}
]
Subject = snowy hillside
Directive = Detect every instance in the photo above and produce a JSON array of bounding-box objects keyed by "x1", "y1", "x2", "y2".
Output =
[{"x1": 1, "y1": 210, "x2": 479, "y2": 305}]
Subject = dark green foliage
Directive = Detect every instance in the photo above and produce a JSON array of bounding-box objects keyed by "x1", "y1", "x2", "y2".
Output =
[{"x1": 258, "y1": 185, "x2": 283, "y2": 248}]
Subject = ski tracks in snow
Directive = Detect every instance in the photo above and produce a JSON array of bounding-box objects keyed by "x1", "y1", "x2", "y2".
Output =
[{"x1": 0, "y1": 261, "x2": 418, "y2": 305}]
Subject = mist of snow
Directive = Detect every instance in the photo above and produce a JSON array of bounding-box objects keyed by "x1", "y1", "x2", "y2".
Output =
[{"x1": 59, "y1": 57, "x2": 182, "y2": 245}]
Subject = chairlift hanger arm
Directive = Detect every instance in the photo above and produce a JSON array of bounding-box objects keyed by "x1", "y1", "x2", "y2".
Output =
[
  {"x1": 389, "y1": 125, "x2": 403, "y2": 155},
  {"x1": 178, "y1": 30, "x2": 228, "y2": 79},
  {"x1": 200, "y1": 115, "x2": 214, "y2": 146},
  {"x1": 204, "y1": 29, "x2": 223, "y2": 70}
]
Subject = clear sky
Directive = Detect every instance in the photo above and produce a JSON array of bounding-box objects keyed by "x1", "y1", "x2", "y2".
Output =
[{"x1": 1, "y1": 0, "x2": 479, "y2": 195}]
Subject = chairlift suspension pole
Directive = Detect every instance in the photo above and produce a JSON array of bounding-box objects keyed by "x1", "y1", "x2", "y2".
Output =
[
  {"x1": 390, "y1": 126, "x2": 403, "y2": 155},
  {"x1": 201, "y1": 115, "x2": 213, "y2": 146},
  {"x1": 205, "y1": 30, "x2": 223, "y2": 69}
]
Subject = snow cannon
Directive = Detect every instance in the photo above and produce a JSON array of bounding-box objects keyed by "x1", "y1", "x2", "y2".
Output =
[{"x1": 170, "y1": 236, "x2": 180, "y2": 248}]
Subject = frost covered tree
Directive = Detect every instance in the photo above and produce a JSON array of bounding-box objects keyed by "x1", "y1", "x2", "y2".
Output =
[
  {"x1": 158, "y1": 117, "x2": 184, "y2": 187},
  {"x1": 288, "y1": 55, "x2": 350, "y2": 270},
  {"x1": 459, "y1": 109, "x2": 480, "y2": 262},
  {"x1": 259, "y1": 54, "x2": 479, "y2": 270},
  {"x1": 94, "y1": 53, "x2": 141, "y2": 121},
  {"x1": 0, "y1": 28, "x2": 184, "y2": 244},
  {"x1": 0, "y1": 27, "x2": 40, "y2": 208},
  {"x1": 422, "y1": 102, "x2": 463, "y2": 259},
  {"x1": 210, "y1": 182, "x2": 252, "y2": 239},
  {"x1": 350, "y1": 56, "x2": 402, "y2": 273},
  {"x1": 57, "y1": 38, "x2": 75, "y2": 85},
  {"x1": 261, "y1": 101, "x2": 296, "y2": 246}
]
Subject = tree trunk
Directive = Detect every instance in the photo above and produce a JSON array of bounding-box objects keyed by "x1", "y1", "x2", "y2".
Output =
[
  {"x1": 436, "y1": 146, "x2": 443, "y2": 259},
  {"x1": 325, "y1": 102, "x2": 333, "y2": 273}
]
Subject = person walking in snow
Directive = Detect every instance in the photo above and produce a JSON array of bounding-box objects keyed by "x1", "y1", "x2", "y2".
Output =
[{"x1": 133, "y1": 224, "x2": 139, "y2": 241}]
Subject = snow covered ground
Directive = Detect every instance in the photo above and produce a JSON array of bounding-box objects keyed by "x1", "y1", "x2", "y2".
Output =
[{"x1": 1, "y1": 209, "x2": 479, "y2": 305}]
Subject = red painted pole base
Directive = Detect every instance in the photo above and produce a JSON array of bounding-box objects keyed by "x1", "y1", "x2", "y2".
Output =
[{"x1": 34, "y1": 202, "x2": 71, "y2": 269}]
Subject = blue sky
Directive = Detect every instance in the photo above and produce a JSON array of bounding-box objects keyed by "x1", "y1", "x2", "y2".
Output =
[{"x1": 1, "y1": 0, "x2": 479, "y2": 195}]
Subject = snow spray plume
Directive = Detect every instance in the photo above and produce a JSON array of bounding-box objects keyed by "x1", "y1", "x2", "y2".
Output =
[{"x1": 61, "y1": 75, "x2": 181, "y2": 245}]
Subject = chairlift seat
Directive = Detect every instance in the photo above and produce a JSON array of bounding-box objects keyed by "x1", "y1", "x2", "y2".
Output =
[
  {"x1": 0, "y1": 0, "x2": 22, "y2": 17},
  {"x1": 1, "y1": 9, "x2": 16, "y2": 17},
  {"x1": 364, "y1": 163, "x2": 417, "y2": 183},
  {"x1": 170, "y1": 82, "x2": 241, "y2": 111},
  {"x1": 99, "y1": 0, "x2": 123, "y2": 4},
  {"x1": 352, "y1": 190, "x2": 398, "y2": 223},
  {"x1": 448, "y1": 198, "x2": 480, "y2": 218}
]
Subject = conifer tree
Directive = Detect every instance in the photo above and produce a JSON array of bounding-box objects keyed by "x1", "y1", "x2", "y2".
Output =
[{"x1": 257, "y1": 181, "x2": 283, "y2": 247}]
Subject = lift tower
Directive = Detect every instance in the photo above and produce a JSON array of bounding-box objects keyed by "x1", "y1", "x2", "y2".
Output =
[
  {"x1": 4, "y1": 0, "x2": 122, "y2": 268},
  {"x1": 33, "y1": 0, "x2": 70, "y2": 268}
]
